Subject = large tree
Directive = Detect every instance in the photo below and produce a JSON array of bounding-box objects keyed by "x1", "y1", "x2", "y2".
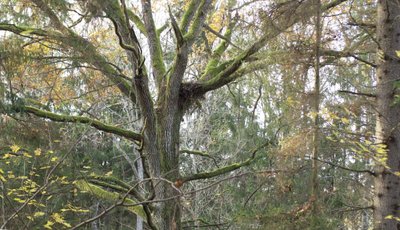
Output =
[{"x1": 0, "y1": 0, "x2": 347, "y2": 229}]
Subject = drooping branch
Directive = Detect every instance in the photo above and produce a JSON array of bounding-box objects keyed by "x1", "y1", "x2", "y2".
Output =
[
  {"x1": 0, "y1": 23, "x2": 135, "y2": 102},
  {"x1": 0, "y1": 23, "x2": 58, "y2": 38},
  {"x1": 18, "y1": 106, "x2": 143, "y2": 142},
  {"x1": 33, "y1": 0, "x2": 137, "y2": 100}
]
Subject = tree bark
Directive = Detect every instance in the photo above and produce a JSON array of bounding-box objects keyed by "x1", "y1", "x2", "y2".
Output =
[{"x1": 373, "y1": 1, "x2": 400, "y2": 229}]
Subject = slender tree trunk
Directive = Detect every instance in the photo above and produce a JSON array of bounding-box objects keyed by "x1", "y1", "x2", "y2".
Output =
[
  {"x1": 373, "y1": 1, "x2": 400, "y2": 229},
  {"x1": 311, "y1": 0, "x2": 321, "y2": 223},
  {"x1": 136, "y1": 151, "x2": 144, "y2": 230}
]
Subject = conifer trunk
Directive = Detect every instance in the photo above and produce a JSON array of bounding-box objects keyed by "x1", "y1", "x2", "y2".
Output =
[{"x1": 373, "y1": 1, "x2": 400, "y2": 229}]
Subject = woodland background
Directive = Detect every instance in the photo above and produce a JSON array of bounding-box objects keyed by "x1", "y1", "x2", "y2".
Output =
[{"x1": 0, "y1": 0, "x2": 394, "y2": 229}]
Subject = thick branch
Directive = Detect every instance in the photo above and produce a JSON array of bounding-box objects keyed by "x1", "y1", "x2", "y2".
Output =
[
  {"x1": 20, "y1": 106, "x2": 142, "y2": 142},
  {"x1": 183, "y1": 0, "x2": 212, "y2": 44},
  {"x1": 180, "y1": 0, "x2": 201, "y2": 33},
  {"x1": 179, "y1": 142, "x2": 269, "y2": 184},
  {"x1": 126, "y1": 9, "x2": 147, "y2": 35},
  {"x1": 200, "y1": 20, "x2": 237, "y2": 81},
  {"x1": 141, "y1": 0, "x2": 166, "y2": 85}
]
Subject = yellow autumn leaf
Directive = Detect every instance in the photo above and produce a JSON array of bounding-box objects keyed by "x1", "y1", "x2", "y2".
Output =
[
  {"x1": 44, "y1": 220, "x2": 54, "y2": 229},
  {"x1": 105, "y1": 170, "x2": 113, "y2": 176},
  {"x1": 34, "y1": 211, "x2": 45, "y2": 217},
  {"x1": 34, "y1": 148, "x2": 42, "y2": 156},
  {"x1": 52, "y1": 213, "x2": 71, "y2": 228},
  {"x1": 341, "y1": 117, "x2": 350, "y2": 124},
  {"x1": 10, "y1": 144, "x2": 20, "y2": 153},
  {"x1": 386, "y1": 215, "x2": 394, "y2": 219},
  {"x1": 23, "y1": 152, "x2": 32, "y2": 158},
  {"x1": 14, "y1": 198, "x2": 25, "y2": 203}
]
